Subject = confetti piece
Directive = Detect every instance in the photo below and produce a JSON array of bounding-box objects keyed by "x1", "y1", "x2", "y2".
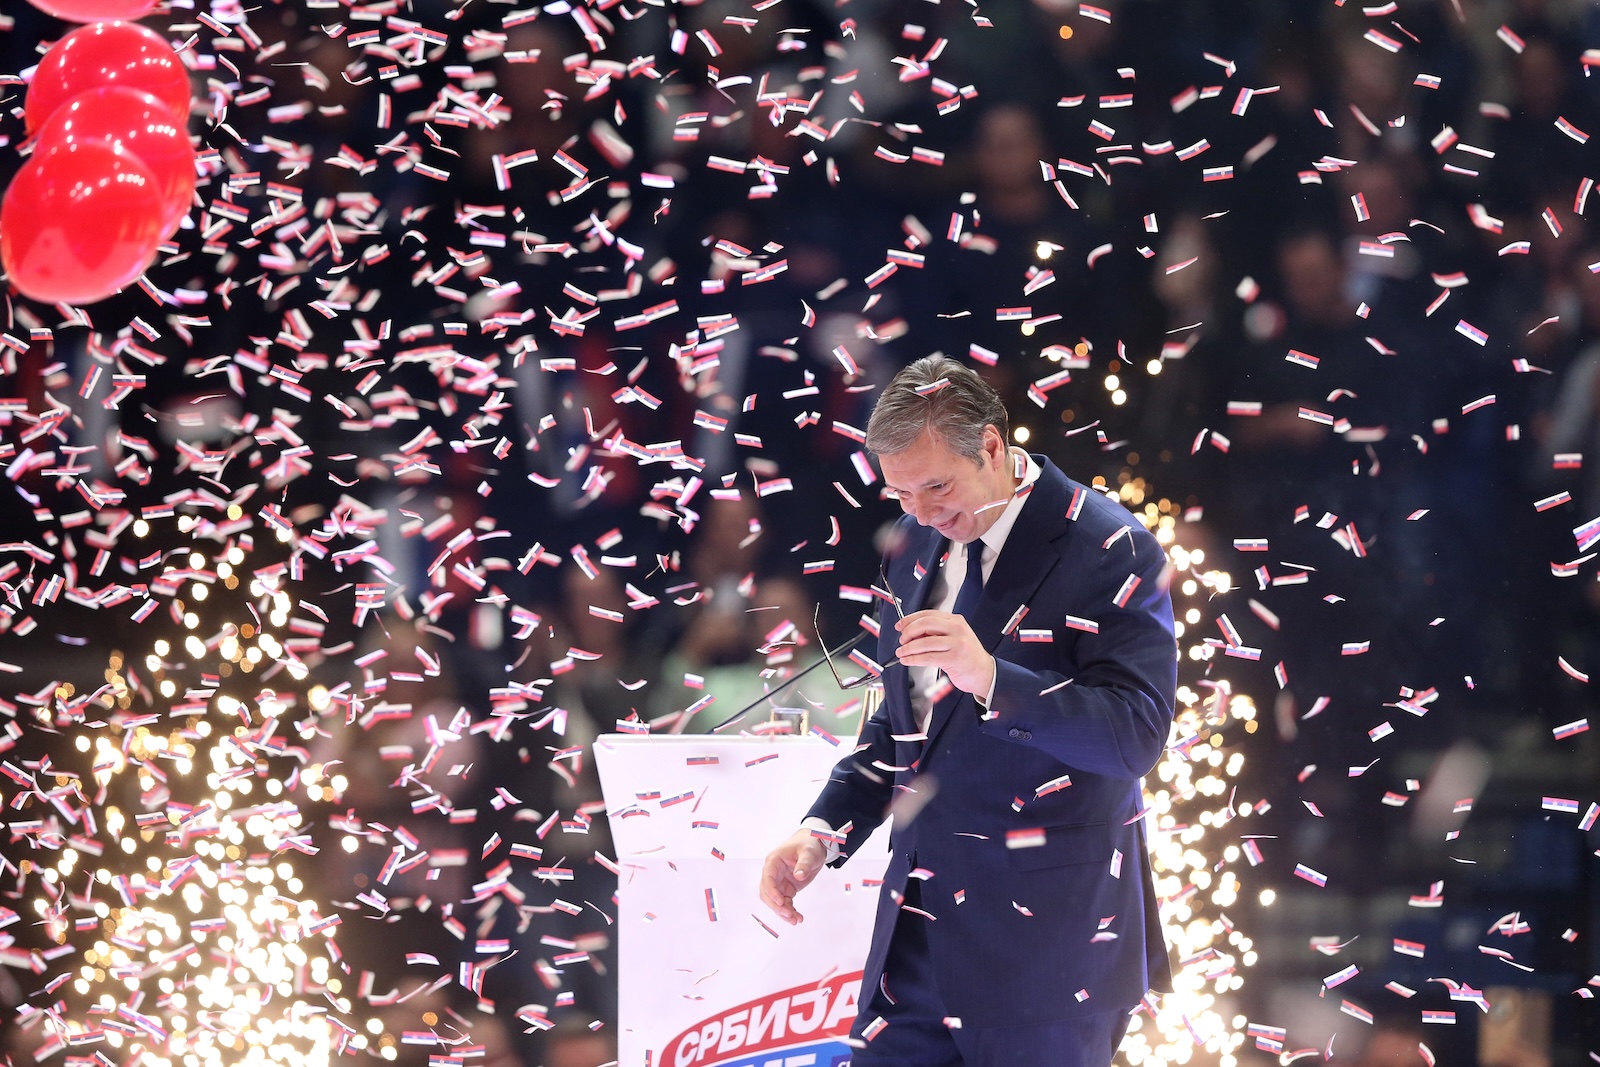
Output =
[
  {"x1": 1556, "y1": 116, "x2": 1590, "y2": 144},
  {"x1": 1286, "y1": 350, "x2": 1320, "y2": 370},
  {"x1": 1006, "y1": 828, "x2": 1047, "y2": 849},
  {"x1": 1295, "y1": 864, "x2": 1329, "y2": 888}
]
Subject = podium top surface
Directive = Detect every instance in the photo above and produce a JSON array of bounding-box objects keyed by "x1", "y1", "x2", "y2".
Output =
[{"x1": 595, "y1": 732, "x2": 848, "y2": 748}]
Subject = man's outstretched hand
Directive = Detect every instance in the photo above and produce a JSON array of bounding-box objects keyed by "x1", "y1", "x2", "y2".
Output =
[{"x1": 759, "y1": 828, "x2": 828, "y2": 925}]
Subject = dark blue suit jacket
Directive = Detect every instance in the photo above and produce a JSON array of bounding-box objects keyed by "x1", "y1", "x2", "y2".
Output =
[{"x1": 807, "y1": 456, "x2": 1177, "y2": 1026}]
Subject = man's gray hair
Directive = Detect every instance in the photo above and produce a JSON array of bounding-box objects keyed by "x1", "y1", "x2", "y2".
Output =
[{"x1": 865, "y1": 355, "x2": 1010, "y2": 460}]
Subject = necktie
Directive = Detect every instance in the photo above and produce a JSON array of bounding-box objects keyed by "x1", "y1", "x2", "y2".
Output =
[
  {"x1": 915, "y1": 541, "x2": 986, "y2": 730},
  {"x1": 951, "y1": 540, "x2": 985, "y2": 619}
]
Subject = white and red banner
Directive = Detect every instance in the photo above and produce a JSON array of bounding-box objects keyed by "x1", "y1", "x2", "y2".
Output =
[{"x1": 595, "y1": 735, "x2": 891, "y2": 1067}]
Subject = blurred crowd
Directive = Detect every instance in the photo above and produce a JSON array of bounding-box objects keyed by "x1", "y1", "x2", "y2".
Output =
[{"x1": 5, "y1": 0, "x2": 1600, "y2": 1064}]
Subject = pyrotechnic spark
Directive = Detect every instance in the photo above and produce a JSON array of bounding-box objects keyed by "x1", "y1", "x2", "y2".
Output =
[
  {"x1": 1118, "y1": 486, "x2": 1257, "y2": 1067},
  {"x1": 3, "y1": 536, "x2": 376, "y2": 1067}
]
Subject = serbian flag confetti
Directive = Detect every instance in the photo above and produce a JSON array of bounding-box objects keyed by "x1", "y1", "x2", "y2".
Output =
[
  {"x1": 1295, "y1": 864, "x2": 1329, "y2": 887},
  {"x1": 1005, "y1": 827, "x2": 1047, "y2": 850}
]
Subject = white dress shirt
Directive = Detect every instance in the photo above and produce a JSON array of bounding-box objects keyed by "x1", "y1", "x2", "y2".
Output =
[{"x1": 908, "y1": 447, "x2": 1040, "y2": 728}]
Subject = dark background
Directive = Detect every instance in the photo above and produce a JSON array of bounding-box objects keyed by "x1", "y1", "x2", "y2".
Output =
[{"x1": 0, "y1": 1, "x2": 1597, "y2": 1065}]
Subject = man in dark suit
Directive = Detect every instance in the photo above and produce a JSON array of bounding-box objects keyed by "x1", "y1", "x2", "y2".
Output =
[{"x1": 759, "y1": 355, "x2": 1176, "y2": 1066}]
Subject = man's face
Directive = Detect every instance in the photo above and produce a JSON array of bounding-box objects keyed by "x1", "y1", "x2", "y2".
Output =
[{"x1": 879, "y1": 425, "x2": 1012, "y2": 544}]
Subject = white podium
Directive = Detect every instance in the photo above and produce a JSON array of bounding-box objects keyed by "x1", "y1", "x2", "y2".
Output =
[{"x1": 595, "y1": 734, "x2": 890, "y2": 1067}]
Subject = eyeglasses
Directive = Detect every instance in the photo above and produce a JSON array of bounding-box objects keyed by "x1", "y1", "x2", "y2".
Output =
[{"x1": 815, "y1": 564, "x2": 904, "y2": 690}]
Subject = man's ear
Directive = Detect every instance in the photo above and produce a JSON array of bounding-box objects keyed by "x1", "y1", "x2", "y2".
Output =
[{"x1": 983, "y1": 424, "x2": 1005, "y2": 465}]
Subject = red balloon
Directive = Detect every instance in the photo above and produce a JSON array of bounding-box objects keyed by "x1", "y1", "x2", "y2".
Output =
[
  {"x1": 35, "y1": 87, "x2": 196, "y2": 234},
  {"x1": 1, "y1": 140, "x2": 166, "y2": 305},
  {"x1": 25, "y1": 22, "x2": 190, "y2": 135},
  {"x1": 24, "y1": 0, "x2": 157, "y2": 23}
]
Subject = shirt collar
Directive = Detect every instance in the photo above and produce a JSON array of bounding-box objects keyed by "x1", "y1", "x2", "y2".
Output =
[{"x1": 969, "y1": 448, "x2": 1040, "y2": 559}]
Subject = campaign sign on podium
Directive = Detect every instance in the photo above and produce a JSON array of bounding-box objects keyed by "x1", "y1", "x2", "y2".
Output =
[{"x1": 595, "y1": 734, "x2": 890, "y2": 1067}]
